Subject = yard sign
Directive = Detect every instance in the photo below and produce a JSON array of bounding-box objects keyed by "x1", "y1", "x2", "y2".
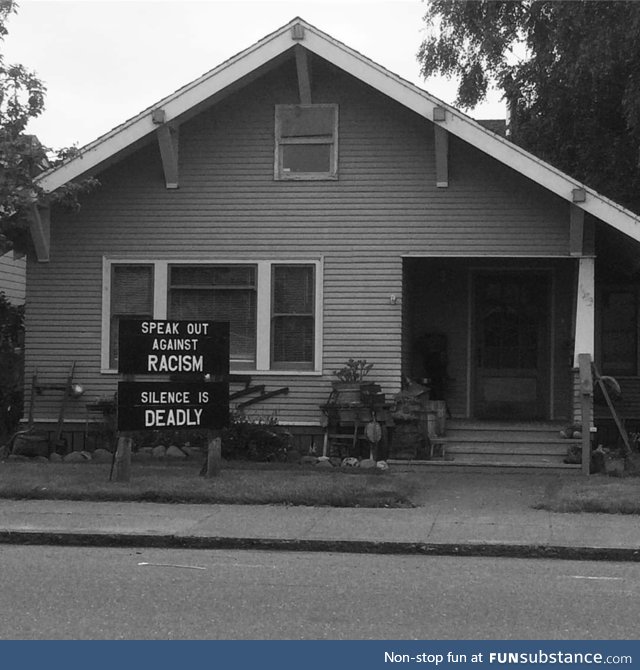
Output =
[{"x1": 116, "y1": 319, "x2": 230, "y2": 432}]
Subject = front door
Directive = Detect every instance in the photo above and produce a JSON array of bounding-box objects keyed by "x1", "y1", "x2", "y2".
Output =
[{"x1": 473, "y1": 271, "x2": 551, "y2": 420}]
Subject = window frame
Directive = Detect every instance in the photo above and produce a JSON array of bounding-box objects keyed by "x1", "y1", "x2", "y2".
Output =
[
  {"x1": 270, "y1": 263, "x2": 316, "y2": 371},
  {"x1": 102, "y1": 257, "x2": 323, "y2": 375},
  {"x1": 598, "y1": 283, "x2": 640, "y2": 376},
  {"x1": 274, "y1": 104, "x2": 339, "y2": 181},
  {"x1": 108, "y1": 263, "x2": 155, "y2": 371}
]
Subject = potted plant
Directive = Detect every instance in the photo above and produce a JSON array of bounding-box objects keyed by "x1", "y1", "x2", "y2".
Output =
[{"x1": 331, "y1": 359, "x2": 374, "y2": 407}]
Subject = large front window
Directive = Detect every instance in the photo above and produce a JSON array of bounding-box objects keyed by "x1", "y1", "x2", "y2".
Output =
[
  {"x1": 169, "y1": 265, "x2": 257, "y2": 369},
  {"x1": 103, "y1": 259, "x2": 320, "y2": 373}
]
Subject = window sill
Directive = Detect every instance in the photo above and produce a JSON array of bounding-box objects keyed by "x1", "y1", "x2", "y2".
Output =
[
  {"x1": 101, "y1": 368, "x2": 323, "y2": 377},
  {"x1": 275, "y1": 174, "x2": 338, "y2": 181}
]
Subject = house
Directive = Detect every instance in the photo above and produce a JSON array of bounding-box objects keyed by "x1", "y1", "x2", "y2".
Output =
[{"x1": 25, "y1": 18, "x2": 640, "y2": 464}]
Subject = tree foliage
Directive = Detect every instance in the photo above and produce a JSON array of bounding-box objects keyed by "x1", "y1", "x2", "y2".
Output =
[
  {"x1": 418, "y1": 0, "x2": 640, "y2": 212},
  {"x1": 0, "y1": 0, "x2": 97, "y2": 254}
]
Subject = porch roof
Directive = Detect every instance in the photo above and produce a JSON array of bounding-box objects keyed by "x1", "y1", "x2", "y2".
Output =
[{"x1": 35, "y1": 17, "x2": 640, "y2": 244}]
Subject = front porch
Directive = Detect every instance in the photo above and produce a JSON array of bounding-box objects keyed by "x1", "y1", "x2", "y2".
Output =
[{"x1": 402, "y1": 257, "x2": 578, "y2": 423}]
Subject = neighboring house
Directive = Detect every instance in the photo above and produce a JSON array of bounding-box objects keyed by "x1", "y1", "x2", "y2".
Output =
[
  {"x1": 25, "y1": 18, "x2": 640, "y2": 460},
  {"x1": 0, "y1": 252, "x2": 26, "y2": 305}
]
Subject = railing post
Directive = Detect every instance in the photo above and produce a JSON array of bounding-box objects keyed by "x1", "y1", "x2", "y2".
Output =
[{"x1": 578, "y1": 354, "x2": 593, "y2": 475}]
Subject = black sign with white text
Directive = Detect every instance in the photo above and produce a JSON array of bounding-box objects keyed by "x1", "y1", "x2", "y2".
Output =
[
  {"x1": 118, "y1": 320, "x2": 229, "y2": 376},
  {"x1": 117, "y1": 381, "x2": 229, "y2": 431}
]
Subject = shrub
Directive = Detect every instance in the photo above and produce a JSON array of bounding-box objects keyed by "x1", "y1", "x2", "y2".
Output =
[{"x1": 0, "y1": 292, "x2": 24, "y2": 441}]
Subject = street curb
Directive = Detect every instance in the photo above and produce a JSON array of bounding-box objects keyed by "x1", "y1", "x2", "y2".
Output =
[{"x1": 1, "y1": 530, "x2": 639, "y2": 562}]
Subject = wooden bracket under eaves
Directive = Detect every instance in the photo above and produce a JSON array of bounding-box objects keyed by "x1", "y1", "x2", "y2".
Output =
[
  {"x1": 152, "y1": 108, "x2": 179, "y2": 189},
  {"x1": 28, "y1": 202, "x2": 50, "y2": 262}
]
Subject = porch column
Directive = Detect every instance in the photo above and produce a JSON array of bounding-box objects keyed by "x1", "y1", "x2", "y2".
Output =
[{"x1": 573, "y1": 256, "x2": 595, "y2": 366}]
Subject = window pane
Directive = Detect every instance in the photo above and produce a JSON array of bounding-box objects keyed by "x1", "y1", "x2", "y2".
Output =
[
  {"x1": 273, "y1": 265, "x2": 314, "y2": 313},
  {"x1": 171, "y1": 265, "x2": 255, "y2": 287},
  {"x1": 111, "y1": 265, "x2": 153, "y2": 314},
  {"x1": 168, "y1": 265, "x2": 256, "y2": 367},
  {"x1": 110, "y1": 265, "x2": 154, "y2": 368},
  {"x1": 282, "y1": 144, "x2": 331, "y2": 174},
  {"x1": 602, "y1": 290, "x2": 637, "y2": 375},
  {"x1": 272, "y1": 316, "x2": 314, "y2": 364},
  {"x1": 280, "y1": 106, "x2": 335, "y2": 137},
  {"x1": 271, "y1": 265, "x2": 314, "y2": 367}
]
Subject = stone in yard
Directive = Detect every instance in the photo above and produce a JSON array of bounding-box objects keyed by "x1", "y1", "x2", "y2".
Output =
[
  {"x1": 625, "y1": 452, "x2": 640, "y2": 474},
  {"x1": 300, "y1": 455, "x2": 318, "y2": 465},
  {"x1": 64, "y1": 451, "x2": 87, "y2": 463},
  {"x1": 34, "y1": 456, "x2": 50, "y2": 463},
  {"x1": 315, "y1": 458, "x2": 334, "y2": 468},
  {"x1": 341, "y1": 457, "x2": 359, "y2": 468},
  {"x1": 181, "y1": 446, "x2": 201, "y2": 459},
  {"x1": 359, "y1": 458, "x2": 376, "y2": 469},
  {"x1": 376, "y1": 460, "x2": 389, "y2": 471},
  {"x1": 152, "y1": 445, "x2": 167, "y2": 459},
  {"x1": 92, "y1": 448, "x2": 113, "y2": 463},
  {"x1": 166, "y1": 445, "x2": 187, "y2": 459},
  {"x1": 7, "y1": 454, "x2": 29, "y2": 462},
  {"x1": 49, "y1": 452, "x2": 63, "y2": 463}
]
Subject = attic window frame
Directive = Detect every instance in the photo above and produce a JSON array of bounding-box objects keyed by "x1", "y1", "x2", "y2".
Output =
[{"x1": 274, "y1": 104, "x2": 338, "y2": 181}]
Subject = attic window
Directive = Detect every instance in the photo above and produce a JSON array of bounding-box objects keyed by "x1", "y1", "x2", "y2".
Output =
[{"x1": 275, "y1": 104, "x2": 338, "y2": 180}]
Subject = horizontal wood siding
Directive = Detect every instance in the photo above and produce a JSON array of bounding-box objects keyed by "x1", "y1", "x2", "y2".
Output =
[
  {"x1": 0, "y1": 252, "x2": 26, "y2": 304},
  {"x1": 25, "y1": 57, "x2": 571, "y2": 426}
]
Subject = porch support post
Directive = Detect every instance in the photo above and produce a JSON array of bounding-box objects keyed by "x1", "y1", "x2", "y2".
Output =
[
  {"x1": 578, "y1": 353, "x2": 593, "y2": 476},
  {"x1": 294, "y1": 45, "x2": 312, "y2": 105},
  {"x1": 573, "y1": 256, "x2": 595, "y2": 367}
]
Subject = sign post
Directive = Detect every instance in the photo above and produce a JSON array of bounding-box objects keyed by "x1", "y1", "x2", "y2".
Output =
[{"x1": 114, "y1": 319, "x2": 230, "y2": 481}]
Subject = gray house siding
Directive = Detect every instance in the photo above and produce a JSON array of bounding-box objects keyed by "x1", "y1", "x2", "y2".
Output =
[{"x1": 0, "y1": 252, "x2": 26, "y2": 305}]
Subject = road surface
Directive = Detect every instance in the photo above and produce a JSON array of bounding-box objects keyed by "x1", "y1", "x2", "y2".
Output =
[{"x1": 0, "y1": 546, "x2": 637, "y2": 639}]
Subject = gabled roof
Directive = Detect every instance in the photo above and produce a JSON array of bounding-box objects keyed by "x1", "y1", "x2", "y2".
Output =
[{"x1": 36, "y1": 17, "x2": 640, "y2": 243}]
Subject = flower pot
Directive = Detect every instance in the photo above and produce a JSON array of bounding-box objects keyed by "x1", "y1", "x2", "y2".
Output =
[{"x1": 331, "y1": 382, "x2": 362, "y2": 405}]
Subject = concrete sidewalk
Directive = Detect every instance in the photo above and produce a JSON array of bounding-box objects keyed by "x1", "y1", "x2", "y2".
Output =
[{"x1": 0, "y1": 469, "x2": 638, "y2": 561}]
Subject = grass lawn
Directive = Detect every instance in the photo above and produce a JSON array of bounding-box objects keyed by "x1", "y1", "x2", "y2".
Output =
[
  {"x1": 0, "y1": 460, "x2": 419, "y2": 508},
  {"x1": 537, "y1": 474, "x2": 640, "y2": 514}
]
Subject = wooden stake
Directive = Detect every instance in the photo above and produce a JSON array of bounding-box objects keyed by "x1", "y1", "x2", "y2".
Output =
[
  {"x1": 113, "y1": 434, "x2": 132, "y2": 482},
  {"x1": 205, "y1": 433, "x2": 221, "y2": 478}
]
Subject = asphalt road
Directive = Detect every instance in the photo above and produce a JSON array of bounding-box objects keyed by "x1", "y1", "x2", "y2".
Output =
[{"x1": 0, "y1": 546, "x2": 637, "y2": 639}]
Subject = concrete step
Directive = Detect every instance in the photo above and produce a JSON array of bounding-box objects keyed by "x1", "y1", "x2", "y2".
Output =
[
  {"x1": 445, "y1": 442, "x2": 570, "y2": 456},
  {"x1": 415, "y1": 419, "x2": 583, "y2": 469},
  {"x1": 389, "y1": 455, "x2": 580, "y2": 469}
]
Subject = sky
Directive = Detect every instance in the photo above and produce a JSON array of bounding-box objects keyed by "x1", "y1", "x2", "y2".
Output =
[{"x1": 2, "y1": 0, "x2": 506, "y2": 151}]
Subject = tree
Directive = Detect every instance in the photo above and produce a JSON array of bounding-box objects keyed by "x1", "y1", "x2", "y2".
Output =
[
  {"x1": 0, "y1": 0, "x2": 97, "y2": 254},
  {"x1": 418, "y1": 1, "x2": 640, "y2": 212}
]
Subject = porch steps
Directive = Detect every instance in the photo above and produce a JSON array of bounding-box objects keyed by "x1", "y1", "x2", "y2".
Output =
[{"x1": 393, "y1": 420, "x2": 582, "y2": 470}]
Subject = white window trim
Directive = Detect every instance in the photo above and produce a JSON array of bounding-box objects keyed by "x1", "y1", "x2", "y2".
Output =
[{"x1": 102, "y1": 256, "x2": 323, "y2": 375}]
